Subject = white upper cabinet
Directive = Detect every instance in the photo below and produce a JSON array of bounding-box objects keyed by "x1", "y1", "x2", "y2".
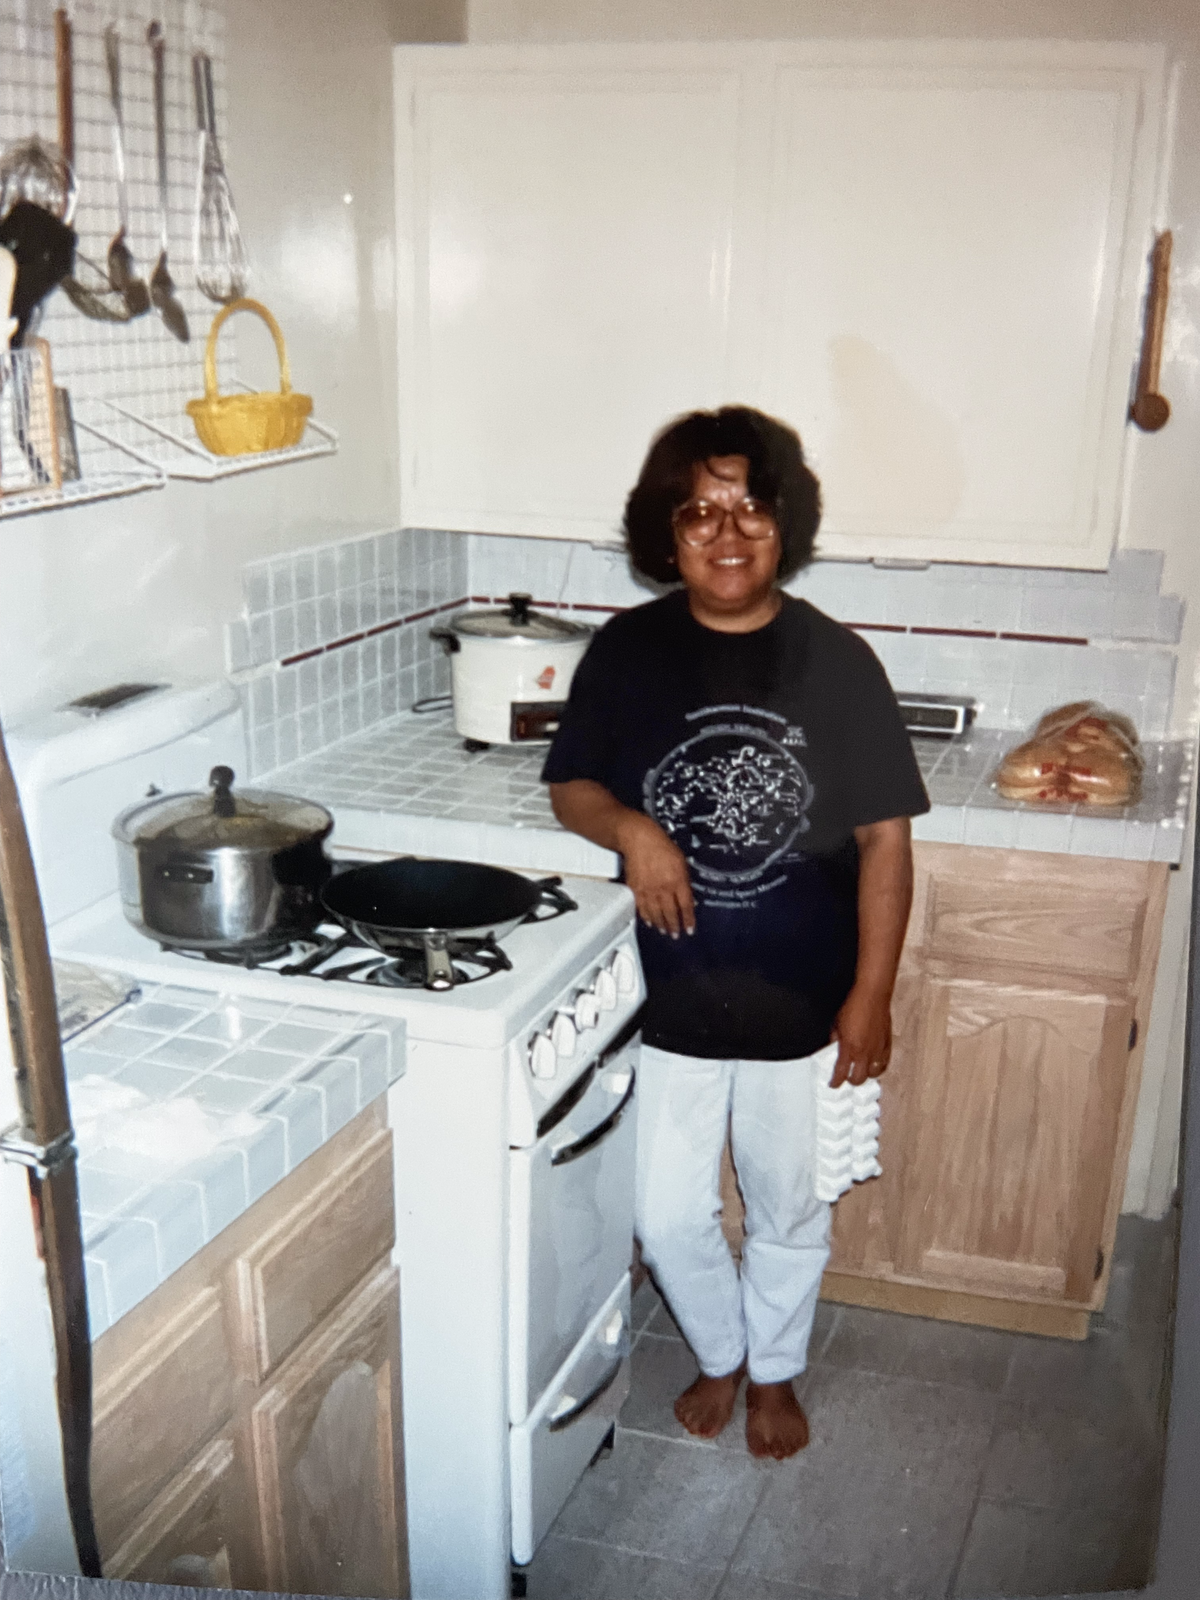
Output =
[{"x1": 394, "y1": 42, "x2": 1166, "y2": 567}]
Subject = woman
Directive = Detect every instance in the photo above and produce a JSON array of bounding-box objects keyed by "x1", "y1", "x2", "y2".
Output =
[{"x1": 543, "y1": 406, "x2": 929, "y2": 1459}]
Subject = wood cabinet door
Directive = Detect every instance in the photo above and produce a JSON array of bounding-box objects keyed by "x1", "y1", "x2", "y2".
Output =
[
  {"x1": 894, "y1": 972, "x2": 1133, "y2": 1305},
  {"x1": 757, "y1": 46, "x2": 1162, "y2": 568},
  {"x1": 250, "y1": 1264, "x2": 407, "y2": 1599},
  {"x1": 104, "y1": 1433, "x2": 246, "y2": 1588}
]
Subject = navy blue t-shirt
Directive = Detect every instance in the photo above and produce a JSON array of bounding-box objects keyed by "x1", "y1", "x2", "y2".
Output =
[{"x1": 542, "y1": 590, "x2": 930, "y2": 1060}]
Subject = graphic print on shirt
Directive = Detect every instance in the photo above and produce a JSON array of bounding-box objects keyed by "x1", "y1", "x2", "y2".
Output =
[{"x1": 643, "y1": 706, "x2": 814, "y2": 895}]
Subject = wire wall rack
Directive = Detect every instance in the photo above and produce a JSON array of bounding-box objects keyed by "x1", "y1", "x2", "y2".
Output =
[{"x1": 0, "y1": 0, "x2": 335, "y2": 521}]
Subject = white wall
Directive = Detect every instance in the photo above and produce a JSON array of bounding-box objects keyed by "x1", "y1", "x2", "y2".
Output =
[{"x1": 0, "y1": 0, "x2": 463, "y2": 730}]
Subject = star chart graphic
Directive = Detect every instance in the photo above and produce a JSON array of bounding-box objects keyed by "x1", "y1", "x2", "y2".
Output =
[{"x1": 645, "y1": 718, "x2": 814, "y2": 885}]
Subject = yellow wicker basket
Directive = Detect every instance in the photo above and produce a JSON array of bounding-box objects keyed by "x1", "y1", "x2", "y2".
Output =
[{"x1": 186, "y1": 298, "x2": 313, "y2": 456}]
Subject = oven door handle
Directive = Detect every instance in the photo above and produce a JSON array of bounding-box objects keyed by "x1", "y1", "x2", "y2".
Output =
[
  {"x1": 547, "y1": 1355, "x2": 624, "y2": 1432},
  {"x1": 550, "y1": 1068, "x2": 636, "y2": 1167}
]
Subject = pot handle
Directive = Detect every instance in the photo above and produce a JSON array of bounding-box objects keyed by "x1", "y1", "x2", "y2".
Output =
[
  {"x1": 429, "y1": 626, "x2": 460, "y2": 655},
  {"x1": 209, "y1": 765, "x2": 236, "y2": 818}
]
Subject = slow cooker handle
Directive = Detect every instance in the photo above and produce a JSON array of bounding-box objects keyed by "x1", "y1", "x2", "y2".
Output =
[
  {"x1": 429, "y1": 626, "x2": 459, "y2": 654},
  {"x1": 209, "y1": 765, "x2": 236, "y2": 819}
]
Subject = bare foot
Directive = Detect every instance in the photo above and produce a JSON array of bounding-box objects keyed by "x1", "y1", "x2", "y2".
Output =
[
  {"x1": 745, "y1": 1380, "x2": 809, "y2": 1459},
  {"x1": 673, "y1": 1364, "x2": 746, "y2": 1439}
]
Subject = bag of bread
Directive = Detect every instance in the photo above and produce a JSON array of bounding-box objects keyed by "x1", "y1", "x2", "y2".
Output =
[{"x1": 994, "y1": 701, "x2": 1143, "y2": 807}]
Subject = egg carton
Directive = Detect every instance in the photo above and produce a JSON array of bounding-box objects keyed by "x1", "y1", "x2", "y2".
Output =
[{"x1": 812, "y1": 1059, "x2": 883, "y2": 1203}]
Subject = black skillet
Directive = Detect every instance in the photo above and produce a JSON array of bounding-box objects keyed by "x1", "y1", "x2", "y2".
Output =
[{"x1": 320, "y1": 857, "x2": 576, "y2": 989}]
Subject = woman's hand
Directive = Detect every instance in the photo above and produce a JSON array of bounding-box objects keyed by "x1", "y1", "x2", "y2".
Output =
[
  {"x1": 829, "y1": 984, "x2": 892, "y2": 1088},
  {"x1": 548, "y1": 779, "x2": 696, "y2": 938},
  {"x1": 615, "y1": 812, "x2": 696, "y2": 939}
]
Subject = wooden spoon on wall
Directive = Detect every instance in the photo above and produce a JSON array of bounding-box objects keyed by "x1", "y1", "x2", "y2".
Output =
[{"x1": 1130, "y1": 231, "x2": 1172, "y2": 432}]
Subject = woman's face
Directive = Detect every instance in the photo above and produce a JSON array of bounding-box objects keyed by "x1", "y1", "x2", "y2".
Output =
[{"x1": 673, "y1": 455, "x2": 782, "y2": 626}]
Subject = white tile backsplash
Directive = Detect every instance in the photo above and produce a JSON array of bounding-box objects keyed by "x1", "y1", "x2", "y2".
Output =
[{"x1": 230, "y1": 523, "x2": 1189, "y2": 779}]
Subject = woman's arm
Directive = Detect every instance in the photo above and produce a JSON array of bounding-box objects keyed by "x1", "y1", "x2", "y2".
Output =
[
  {"x1": 829, "y1": 816, "x2": 914, "y2": 1087},
  {"x1": 548, "y1": 779, "x2": 696, "y2": 938}
]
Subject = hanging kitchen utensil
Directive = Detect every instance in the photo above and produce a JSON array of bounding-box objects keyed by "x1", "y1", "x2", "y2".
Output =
[
  {"x1": 0, "y1": 336, "x2": 62, "y2": 497},
  {"x1": 146, "y1": 20, "x2": 188, "y2": 343},
  {"x1": 187, "y1": 297, "x2": 312, "y2": 454},
  {"x1": 192, "y1": 50, "x2": 248, "y2": 303},
  {"x1": 103, "y1": 24, "x2": 151, "y2": 318},
  {"x1": 0, "y1": 201, "x2": 75, "y2": 347},
  {"x1": 0, "y1": 715, "x2": 102, "y2": 1576},
  {"x1": 1130, "y1": 231, "x2": 1172, "y2": 432},
  {"x1": 320, "y1": 858, "x2": 576, "y2": 990},
  {"x1": 0, "y1": 134, "x2": 77, "y2": 229},
  {"x1": 54, "y1": 8, "x2": 131, "y2": 325},
  {"x1": 0, "y1": 243, "x2": 16, "y2": 349}
]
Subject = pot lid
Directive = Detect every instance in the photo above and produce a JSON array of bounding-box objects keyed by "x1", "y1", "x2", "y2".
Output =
[
  {"x1": 449, "y1": 592, "x2": 593, "y2": 643},
  {"x1": 114, "y1": 766, "x2": 332, "y2": 852}
]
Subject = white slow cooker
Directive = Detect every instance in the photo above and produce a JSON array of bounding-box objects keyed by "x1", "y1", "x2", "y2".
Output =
[{"x1": 430, "y1": 593, "x2": 594, "y2": 747}]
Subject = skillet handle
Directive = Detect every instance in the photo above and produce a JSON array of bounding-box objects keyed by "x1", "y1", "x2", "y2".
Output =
[
  {"x1": 423, "y1": 931, "x2": 456, "y2": 990},
  {"x1": 527, "y1": 876, "x2": 578, "y2": 921}
]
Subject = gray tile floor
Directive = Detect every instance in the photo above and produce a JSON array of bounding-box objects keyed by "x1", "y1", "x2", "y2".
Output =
[{"x1": 526, "y1": 1214, "x2": 1176, "y2": 1600}]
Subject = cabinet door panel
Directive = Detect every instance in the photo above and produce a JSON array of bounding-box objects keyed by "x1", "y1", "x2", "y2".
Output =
[
  {"x1": 398, "y1": 62, "x2": 743, "y2": 540},
  {"x1": 93, "y1": 1286, "x2": 232, "y2": 1555},
  {"x1": 105, "y1": 1433, "x2": 243, "y2": 1588},
  {"x1": 251, "y1": 1264, "x2": 406, "y2": 1599},
  {"x1": 761, "y1": 64, "x2": 1152, "y2": 566},
  {"x1": 897, "y1": 976, "x2": 1130, "y2": 1303}
]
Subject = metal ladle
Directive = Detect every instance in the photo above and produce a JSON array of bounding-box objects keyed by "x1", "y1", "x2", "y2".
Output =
[
  {"x1": 103, "y1": 24, "x2": 150, "y2": 317},
  {"x1": 54, "y1": 8, "x2": 132, "y2": 325},
  {"x1": 146, "y1": 21, "x2": 188, "y2": 342}
]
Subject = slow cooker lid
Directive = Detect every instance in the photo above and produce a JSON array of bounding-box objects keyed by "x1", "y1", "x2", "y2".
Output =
[
  {"x1": 115, "y1": 768, "x2": 332, "y2": 851},
  {"x1": 450, "y1": 591, "x2": 593, "y2": 643}
]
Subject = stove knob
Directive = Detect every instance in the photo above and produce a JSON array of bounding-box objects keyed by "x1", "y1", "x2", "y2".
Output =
[
  {"x1": 551, "y1": 1011, "x2": 577, "y2": 1058},
  {"x1": 573, "y1": 989, "x2": 600, "y2": 1030},
  {"x1": 530, "y1": 1032, "x2": 558, "y2": 1080},
  {"x1": 593, "y1": 968, "x2": 618, "y2": 1011},
  {"x1": 610, "y1": 947, "x2": 638, "y2": 996}
]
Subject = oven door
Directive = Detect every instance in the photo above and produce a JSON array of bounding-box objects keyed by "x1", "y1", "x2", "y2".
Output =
[
  {"x1": 510, "y1": 1273, "x2": 630, "y2": 1567},
  {"x1": 508, "y1": 1022, "x2": 638, "y2": 1423}
]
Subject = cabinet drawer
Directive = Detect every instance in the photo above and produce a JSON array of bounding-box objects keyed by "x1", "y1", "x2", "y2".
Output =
[
  {"x1": 93, "y1": 1286, "x2": 232, "y2": 1553},
  {"x1": 233, "y1": 1126, "x2": 395, "y2": 1382},
  {"x1": 923, "y1": 875, "x2": 1146, "y2": 983}
]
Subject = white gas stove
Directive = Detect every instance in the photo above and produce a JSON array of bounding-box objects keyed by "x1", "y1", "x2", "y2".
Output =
[{"x1": 9, "y1": 682, "x2": 644, "y2": 1600}]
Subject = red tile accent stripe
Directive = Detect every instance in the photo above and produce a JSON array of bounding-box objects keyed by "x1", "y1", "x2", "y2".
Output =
[{"x1": 278, "y1": 596, "x2": 469, "y2": 669}]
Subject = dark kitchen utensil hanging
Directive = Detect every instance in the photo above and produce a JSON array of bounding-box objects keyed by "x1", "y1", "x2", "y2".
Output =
[
  {"x1": 0, "y1": 201, "x2": 76, "y2": 347},
  {"x1": 147, "y1": 21, "x2": 189, "y2": 342},
  {"x1": 53, "y1": 8, "x2": 132, "y2": 325},
  {"x1": 192, "y1": 50, "x2": 248, "y2": 303},
  {"x1": 103, "y1": 24, "x2": 151, "y2": 318}
]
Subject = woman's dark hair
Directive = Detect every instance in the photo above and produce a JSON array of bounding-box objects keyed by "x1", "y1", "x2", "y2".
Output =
[{"x1": 623, "y1": 405, "x2": 821, "y2": 584}]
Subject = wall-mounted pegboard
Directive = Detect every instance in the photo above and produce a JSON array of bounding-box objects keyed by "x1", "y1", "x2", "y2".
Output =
[{"x1": 0, "y1": 0, "x2": 335, "y2": 519}]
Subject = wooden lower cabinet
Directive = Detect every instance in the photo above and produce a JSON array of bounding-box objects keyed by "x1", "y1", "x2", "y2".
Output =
[
  {"x1": 721, "y1": 843, "x2": 1169, "y2": 1339},
  {"x1": 91, "y1": 1101, "x2": 409, "y2": 1594},
  {"x1": 252, "y1": 1265, "x2": 405, "y2": 1599}
]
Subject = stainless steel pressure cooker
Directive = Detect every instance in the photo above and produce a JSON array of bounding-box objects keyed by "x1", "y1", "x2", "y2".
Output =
[
  {"x1": 113, "y1": 766, "x2": 334, "y2": 951},
  {"x1": 431, "y1": 592, "x2": 593, "y2": 747}
]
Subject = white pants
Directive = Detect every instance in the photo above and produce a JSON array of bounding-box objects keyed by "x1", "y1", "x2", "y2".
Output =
[{"x1": 635, "y1": 1041, "x2": 834, "y2": 1384}]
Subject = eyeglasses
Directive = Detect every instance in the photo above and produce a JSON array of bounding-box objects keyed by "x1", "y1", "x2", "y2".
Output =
[{"x1": 671, "y1": 496, "x2": 777, "y2": 546}]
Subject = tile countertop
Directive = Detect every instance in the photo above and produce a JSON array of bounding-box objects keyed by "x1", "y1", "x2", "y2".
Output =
[
  {"x1": 66, "y1": 984, "x2": 404, "y2": 1338},
  {"x1": 265, "y1": 709, "x2": 1194, "y2": 870}
]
